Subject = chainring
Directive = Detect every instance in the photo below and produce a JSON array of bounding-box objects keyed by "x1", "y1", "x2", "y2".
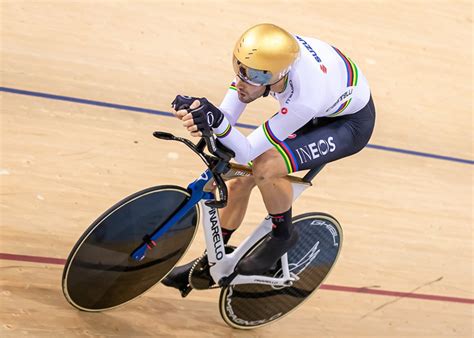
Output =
[{"x1": 189, "y1": 245, "x2": 236, "y2": 290}]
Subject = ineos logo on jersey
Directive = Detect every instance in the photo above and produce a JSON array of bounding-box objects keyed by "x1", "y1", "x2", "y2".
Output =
[
  {"x1": 281, "y1": 107, "x2": 288, "y2": 115},
  {"x1": 295, "y1": 137, "x2": 336, "y2": 163}
]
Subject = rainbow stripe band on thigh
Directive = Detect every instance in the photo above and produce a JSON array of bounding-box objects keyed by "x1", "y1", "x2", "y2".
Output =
[{"x1": 262, "y1": 121, "x2": 299, "y2": 173}]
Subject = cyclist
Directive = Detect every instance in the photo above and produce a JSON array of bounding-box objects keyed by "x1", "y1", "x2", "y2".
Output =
[{"x1": 163, "y1": 23, "x2": 375, "y2": 292}]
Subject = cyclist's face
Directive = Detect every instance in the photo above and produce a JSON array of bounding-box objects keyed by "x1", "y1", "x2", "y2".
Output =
[{"x1": 235, "y1": 77, "x2": 266, "y2": 103}]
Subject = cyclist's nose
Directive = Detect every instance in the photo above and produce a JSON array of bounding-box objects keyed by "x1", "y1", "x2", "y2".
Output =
[
  {"x1": 235, "y1": 77, "x2": 244, "y2": 89},
  {"x1": 235, "y1": 78, "x2": 249, "y2": 91}
]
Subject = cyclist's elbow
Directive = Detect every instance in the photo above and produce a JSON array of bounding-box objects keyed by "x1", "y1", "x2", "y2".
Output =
[{"x1": 233, "y1": 152, "x2": 252, "y2": 165}]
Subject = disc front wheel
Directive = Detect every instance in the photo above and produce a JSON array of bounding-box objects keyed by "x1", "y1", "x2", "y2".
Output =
[{"x1": 62, "y1": 185, "x2": 199, "y2": 311}]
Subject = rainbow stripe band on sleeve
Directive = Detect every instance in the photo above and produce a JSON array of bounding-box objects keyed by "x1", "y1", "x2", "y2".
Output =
[
  {"x1": 329, "y1": 47, "x2": 359, "y2": 117},
  {"x1": 262, "y1": 121, "x2": 299, "y2": 173},
  {"x1": 216, "y1": 124, "x2": 232, "y2": 138},
  {"x1": 229, "y1": 82, "x2": 237, "y2": 91},
  {"x1": 332, "y1": 47, "x2": 358, "y2": 87}
]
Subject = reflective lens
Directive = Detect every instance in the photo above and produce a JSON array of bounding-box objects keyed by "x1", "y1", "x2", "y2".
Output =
[{"x1": 233, "y1": 56, "x2": 273, "y2": 86}]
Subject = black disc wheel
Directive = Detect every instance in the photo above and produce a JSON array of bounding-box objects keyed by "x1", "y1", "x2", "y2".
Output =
[
  {"x1": 62, "y1": 185, "x2": 199, "y2": 311},
  {"x1": 219, "y1": 213, "x2": 342, "y2": 329}
]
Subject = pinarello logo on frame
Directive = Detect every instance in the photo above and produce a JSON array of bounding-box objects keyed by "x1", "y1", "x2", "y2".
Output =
[{"x1": 281, "y1": 107, "x2": 288, "y2": 115}]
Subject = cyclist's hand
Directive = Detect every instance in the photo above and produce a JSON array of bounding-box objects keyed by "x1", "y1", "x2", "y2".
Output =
[
  {"x1": 182, "y1": 98, "x2": 224, "y2": 138},
  {"x1": 190, "y1": 98, "x2": 224, "y2": 128},
  {"x1": 182, "y1": 107, "x2": 207, "y2": 137},
  {"x1": 171, "y1": 95, "x2": 200, "y2": 120}
]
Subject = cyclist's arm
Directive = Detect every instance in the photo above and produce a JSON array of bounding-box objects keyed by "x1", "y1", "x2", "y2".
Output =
[
  {"x1": 219, "y1": 80, "x2": 246, "y2": 126},
  {"x1": 213, "y1": 104, "x2": 314, "y2": 165}
]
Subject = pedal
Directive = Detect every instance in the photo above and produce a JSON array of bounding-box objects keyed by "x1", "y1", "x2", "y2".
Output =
[{"x1": 189, "y1": 255, "x2": 213, "y2": 290}]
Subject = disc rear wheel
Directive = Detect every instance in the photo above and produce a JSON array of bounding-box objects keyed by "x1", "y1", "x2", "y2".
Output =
[{"x1": 219, "y1": 213, "x2": 342, "y2": 329}]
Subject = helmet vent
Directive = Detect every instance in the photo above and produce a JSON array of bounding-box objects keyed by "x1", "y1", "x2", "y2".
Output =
[{"x1": 246, "y1": 49, "x2": 256, "y2": 59}]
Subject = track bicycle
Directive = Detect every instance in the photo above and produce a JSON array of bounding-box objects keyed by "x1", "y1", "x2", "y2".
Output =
[{"x1": 62, "y1": 130, "x2": 343, "y2": 329}]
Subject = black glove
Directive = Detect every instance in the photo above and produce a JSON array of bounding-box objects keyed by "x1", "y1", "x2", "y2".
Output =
[
  {"x1": 190, "y1": 98, "x2": 224, "y2": 129},
  {"x1": 171, "y1": 95, "x2": 224, "y2": 135},
  {"x1": 171, "y1": 95, "x2": 196, "y2": 111}
]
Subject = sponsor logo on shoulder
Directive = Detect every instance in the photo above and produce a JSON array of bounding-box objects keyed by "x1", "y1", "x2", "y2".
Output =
[{"x1": 295, "y1": 35, "x2": 327, "y2": 74}]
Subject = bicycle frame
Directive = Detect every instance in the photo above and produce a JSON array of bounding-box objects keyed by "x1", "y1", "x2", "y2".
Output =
[
  {"x1": 199, "y1": 169, "x2": 311, "y2": 287},
  {"x1": 130, "y1": 160, "x2": 313, "y2": 288}
]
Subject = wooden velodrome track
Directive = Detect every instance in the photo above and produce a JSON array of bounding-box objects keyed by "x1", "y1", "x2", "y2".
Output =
[{"x1": 1, "y1": 1, "x2": 472, "y2": 337}]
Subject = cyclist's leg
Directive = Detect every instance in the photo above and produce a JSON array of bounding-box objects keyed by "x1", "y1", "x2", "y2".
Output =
[
  {"x1": 218, "y1": 151, "x2": 291, "y2": 233},
  {"x1": 237, "y1": 97, "x2": 375, "y2": 275},
  {"x1": 284, "y1": 97, "x2": 376, "y2": 171},
  {"x1": 252, "y1": 149, "x2": 293, "y2": 214},
  {"x1": 219, "y1": 176, "x2": 256, "y2": 232},
  {"x1": 236, "y1": 149, "x2": 299, "y2": 275}
]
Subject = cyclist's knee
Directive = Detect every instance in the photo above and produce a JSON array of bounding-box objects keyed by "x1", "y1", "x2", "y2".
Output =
[
  {"x1": 252, "y1": 150, "x2": 288, "y2": 184},
  {"x1": 227, "y1": 176, "x2": 256, "y2": 194}
]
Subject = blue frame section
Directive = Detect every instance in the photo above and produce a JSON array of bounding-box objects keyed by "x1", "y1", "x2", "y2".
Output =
[{"x1": 130, "y1": 169, "x2": 214, "y2": 261}]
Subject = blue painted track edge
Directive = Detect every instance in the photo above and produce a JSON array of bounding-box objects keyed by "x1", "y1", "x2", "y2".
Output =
[{"x1": 1, "y1": 86, "x2": 472, "y2": 165}]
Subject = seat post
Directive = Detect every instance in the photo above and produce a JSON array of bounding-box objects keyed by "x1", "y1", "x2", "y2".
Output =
[{"x1": 302, "y1": 164, "x2": 325, "y2": 183}]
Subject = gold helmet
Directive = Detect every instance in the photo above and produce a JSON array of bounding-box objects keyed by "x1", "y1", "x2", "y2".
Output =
[{"x1": 233, "y1": 23, "x2": 300, "y2": 86}]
